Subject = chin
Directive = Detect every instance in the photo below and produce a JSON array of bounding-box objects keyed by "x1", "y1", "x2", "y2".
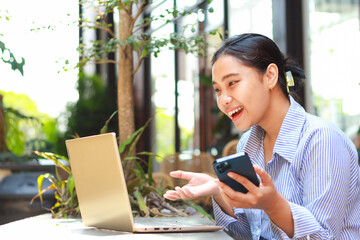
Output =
[{"x1": 234, "y1": 123, "x2": 251, "y2": 132}]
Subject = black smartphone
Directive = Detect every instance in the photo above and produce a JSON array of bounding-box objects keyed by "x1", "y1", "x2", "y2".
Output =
[{"x1": 213, "y1": 152, "x2": 259, "y2": 193}]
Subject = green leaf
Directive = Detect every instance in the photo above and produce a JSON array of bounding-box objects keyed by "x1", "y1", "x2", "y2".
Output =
[
  {"x1": 185, "y1": 201, "x2": 214, "y2": 222},
  {"x1": 134, "y1": 190, "x2": 149, "y2": 216},
  {"x1": 33, "y1": 151, "x2": 71, "y2": 174},
  {"x1": 100, "y1": 110, "x2": 117, "y2": 134},
  {"x1": 37, "y1": 175, "x2": 45, "y2": 204},
  {"x1": 135, "y1": 161, "x2": 145, "y2": 180},
  {"x1": 120, "y1": 117, "x2": 153, "y2": 156},
  {"x1": 119, "y1": 127, "x2": 143, "y2": 154},
  {"x1": 147, "y1": 155, "x2": 153, "y2": 185},
  {"x1": 218, "y1": 31, "x2": 223, "y2": 40},
  {"x1": 67, "y1": 174, "x2": 75, "y2": 205}
]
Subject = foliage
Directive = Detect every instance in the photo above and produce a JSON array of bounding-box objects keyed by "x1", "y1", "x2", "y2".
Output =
[
  {"x1": 0, "y1": 91, "x2": 59, "y2": 162},
  {"x1": 77, "y1": 0, "x2": 220, "y2": 153},
  {"x1": 154, "y1": 110, "x2": 194, "y2": 158},
  {"x1": 33, "y1": 116, "x2": 213, "y2": 221},
  {"x1": 0, "y1": 10, "x2": 25, "y2": 76},
  {"x1": 31, "y1": 151, "x2": 79, "y2": 218},
  {"x1": 154, "y1": 111, "x2": 175, "y2": 158},
  {"x1": 53, "y1": 71, "x2": 118, "y2": 156},
  {"x1": 0, "y1": 40, "x2": 25, "y2": 76},
  {"x1": 65, "y1": 71, "x2": 118, "y2": 137},
  {"x1": 77, "y1": 0, "x2": 216, "y2": 67}
]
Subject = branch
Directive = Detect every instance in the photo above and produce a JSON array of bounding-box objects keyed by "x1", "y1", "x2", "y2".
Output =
[
  {"x1": 93, "y1": 6, "x2": 115, "y2": 38},
  {"x1": 80, "y1": 22, "x2": 115, "y2": 38},
  {"x1": 98, "y1": 13, "x2": 115, "y2": 38},
  {"x1": 95, "y1": 24, "x2": 115, "y2": 38},
  {"x1": 93, "y1": 59, "x2": 118, "y2": 64},
  {"x1": 133, "y1": 21, "x2": 151, "y2": 34},
  {"x1": 132, "y1": 55, "x2": 144, "y2": 75},
  {"x1": 132, "y1": 0, "x2": 147, "y2": 25},
  {"x1": 79, "y1": 59, "x2": 117, "y2": 65}
]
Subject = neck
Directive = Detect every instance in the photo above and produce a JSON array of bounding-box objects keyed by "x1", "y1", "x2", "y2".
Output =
[{"x1": 260, "y1": 94, "x2": 290, "y2": 143}]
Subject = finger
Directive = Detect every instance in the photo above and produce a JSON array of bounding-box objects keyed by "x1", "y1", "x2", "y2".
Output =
[
  {"x1": 175, "y1": 186, "x2": 190, "y2": 200},
  {"x1": 163, "y1": 190, "x2": 181, "y2": 201},
  {"x1": 218, "y1": 182, "x2": 242, "y2": 206},
  {"x1": 218, "y1": 180, "x2": 239, "y2": 196},
  {"x1": 181, "y1": 187, "x2": 195, "y2": 199},
  {"x1": 227, "y1": 172, "x2": 258, "y2": 193},
  {"x1": 253, "y1": 165, "x2": 272, "y2": 185},
  {"x1": 218, "y1": 181, "x2": 252, "y2": 208},
  {"x1": 170, "y1": 170, "x2": 194, "y2": 181}
]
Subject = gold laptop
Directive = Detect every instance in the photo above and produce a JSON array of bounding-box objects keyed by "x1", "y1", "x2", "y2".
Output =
[{"x1": 65, "y1": 132, "x2": 222, "y2": 233}]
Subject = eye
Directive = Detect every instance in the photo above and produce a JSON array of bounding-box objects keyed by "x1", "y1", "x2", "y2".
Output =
[
  {"x1": 229, "y1": 81, "x2": 238, "y2": 87},
  {"x1": 214, "y1": 88, "x2": 220, "y2": 93}
]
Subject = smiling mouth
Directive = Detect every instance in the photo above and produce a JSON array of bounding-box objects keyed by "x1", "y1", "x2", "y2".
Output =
[{"x1": 228, "y1": 107, "x2": 243, "y2": 119}]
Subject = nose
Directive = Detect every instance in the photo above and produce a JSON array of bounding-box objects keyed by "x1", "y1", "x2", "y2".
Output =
[{"x1": 220, "y1": 92, "x2": 232, "y2": 105}]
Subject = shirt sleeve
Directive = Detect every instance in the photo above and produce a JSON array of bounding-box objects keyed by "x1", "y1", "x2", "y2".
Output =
[
  {"x1": 271, "y1": 128, "x2": 356, "y2": 239},
  {"x1": 212, "y1": 197, "x2": 253, "y2": 239}
]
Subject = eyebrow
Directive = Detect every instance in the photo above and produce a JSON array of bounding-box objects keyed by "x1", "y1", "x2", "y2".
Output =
[{"x1": 212, "y1": 73, "x2": 240, "y2": 85}]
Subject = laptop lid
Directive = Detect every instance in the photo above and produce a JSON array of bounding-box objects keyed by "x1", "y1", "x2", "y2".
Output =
[{"x1": 66, "y1": 132, "x2": 134, "y2": 232}]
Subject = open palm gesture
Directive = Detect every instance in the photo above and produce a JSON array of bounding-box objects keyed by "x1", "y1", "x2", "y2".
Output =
[{"x1": 163, "y1": 171, "x2": 219, "y2": 201}]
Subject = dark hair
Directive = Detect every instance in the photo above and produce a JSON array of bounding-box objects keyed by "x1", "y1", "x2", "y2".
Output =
[{"x1": 211, "y1": 33, "x2": 306, "y2": 102}]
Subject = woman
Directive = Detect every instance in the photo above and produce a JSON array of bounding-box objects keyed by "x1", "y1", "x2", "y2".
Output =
[{"x1": 163, "y1": 33, "x2": 360, "y2": 239}]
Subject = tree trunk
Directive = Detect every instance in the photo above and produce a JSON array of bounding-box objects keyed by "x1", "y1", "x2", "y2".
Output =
[{"x1": 118, "y1": 5, "x2": 135, "y2": 166}]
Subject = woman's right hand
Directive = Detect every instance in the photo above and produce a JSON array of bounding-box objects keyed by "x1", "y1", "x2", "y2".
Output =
[{"x1": 163, "y1": 170, "x2": 219, "y2": 201}]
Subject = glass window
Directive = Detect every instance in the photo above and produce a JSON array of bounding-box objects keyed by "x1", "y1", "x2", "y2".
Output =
[
  {"x1": 151, "y1": 2, "x2": 176, "y2": 158},
  {"x1": 207, "y1": 0, "x2": 224, "y2": 33},
  {"x1": 308, "y1": 0, "x2": 360, "y2": 138},
  {"x1": 228, "y1": 0, "x2": 273, "y2": 38},
  {"x1": 177, "y1": 11, "x2": 199, "y2": 153}
]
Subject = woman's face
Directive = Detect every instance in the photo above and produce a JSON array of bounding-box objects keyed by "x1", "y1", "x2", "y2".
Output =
[{"x1": 212, "y1": 54, "x2": 271, "y2": 131}]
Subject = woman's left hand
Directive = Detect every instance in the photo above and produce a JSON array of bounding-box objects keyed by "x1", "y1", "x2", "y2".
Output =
[{"x1": 216, "y1": 165, "x2": 281, "y2": 213}]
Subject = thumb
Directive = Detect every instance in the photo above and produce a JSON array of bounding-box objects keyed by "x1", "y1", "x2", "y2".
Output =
[{"x1": 253, "y1": 165, "x2": 272, "y2": 185}]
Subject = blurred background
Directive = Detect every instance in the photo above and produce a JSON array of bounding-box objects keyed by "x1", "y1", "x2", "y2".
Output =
[{"x1": 0, "y1": 0, "x2": 359, "y2": 224}]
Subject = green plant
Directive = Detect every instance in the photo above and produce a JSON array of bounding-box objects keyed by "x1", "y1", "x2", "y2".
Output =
[
  {"x1": 31, "y1": 151, "x2": 78, "y2": 219},
  {"x1": 77, "y1": 0, "x2": 219, "y2": 158},
  {"x1": 0, "y1": 40, "x2": 25, "y2": 76},
  {"x1": 54, "y1": 71, "x2": 118, "y2": 156},
  {"x1": 33, "y1": 115, "x2": 213, "y2": 221},
  {"x1": 0, "y1": 10, "x2": 25, "y2": 75},
  {"x1": 65, "y1": 71, "x2": 118, "y2": 138},
  {"x1": 0, "y1": 91, "x2": 60, "y2": 162}
]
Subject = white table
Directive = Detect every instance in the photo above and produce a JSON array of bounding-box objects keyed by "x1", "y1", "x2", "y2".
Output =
[{"x1": 0, "y1": 213, "x2": 236, "y2": 239}]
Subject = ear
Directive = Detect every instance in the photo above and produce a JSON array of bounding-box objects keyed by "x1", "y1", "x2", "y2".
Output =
[{"x1": 264, "y1": 63, "x2": 278, "y2": 90}]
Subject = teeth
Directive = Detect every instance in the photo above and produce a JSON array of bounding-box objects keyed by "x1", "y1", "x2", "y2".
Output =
[{"x1": 228, "y1": 107, "x2": 243, "y2": 117}]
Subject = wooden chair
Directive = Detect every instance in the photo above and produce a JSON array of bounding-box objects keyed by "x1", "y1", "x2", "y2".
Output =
[
  {"x1": 222, "y1": 139, "x2": 239, "y2": 157},
  {"x1": 161, "y1": 152, "x2": 215, "y2": 186},
  {"x1": 151, "y1": 172, "x2": 174, "y2": 188}
]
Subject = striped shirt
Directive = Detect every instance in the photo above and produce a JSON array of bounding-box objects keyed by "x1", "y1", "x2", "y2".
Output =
[{"x1": 213, "y1": 97, "x2": 360, "y2": 240}]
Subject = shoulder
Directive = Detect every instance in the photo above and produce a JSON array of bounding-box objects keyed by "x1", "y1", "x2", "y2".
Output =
[
  {"x1": 303, "y1": 113, "x2": 350, "y2": 143},
  {"x1": 300, "y1": 112, "x2": 357, "y2": 159}
]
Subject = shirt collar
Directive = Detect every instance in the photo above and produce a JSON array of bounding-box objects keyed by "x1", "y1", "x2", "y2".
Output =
[
  {"x1": 273, "y1": 97, "x2": 306, "y2": 163},
  {"x1": 244, "y1": 97, "x2": 306, "y2": 164}
]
